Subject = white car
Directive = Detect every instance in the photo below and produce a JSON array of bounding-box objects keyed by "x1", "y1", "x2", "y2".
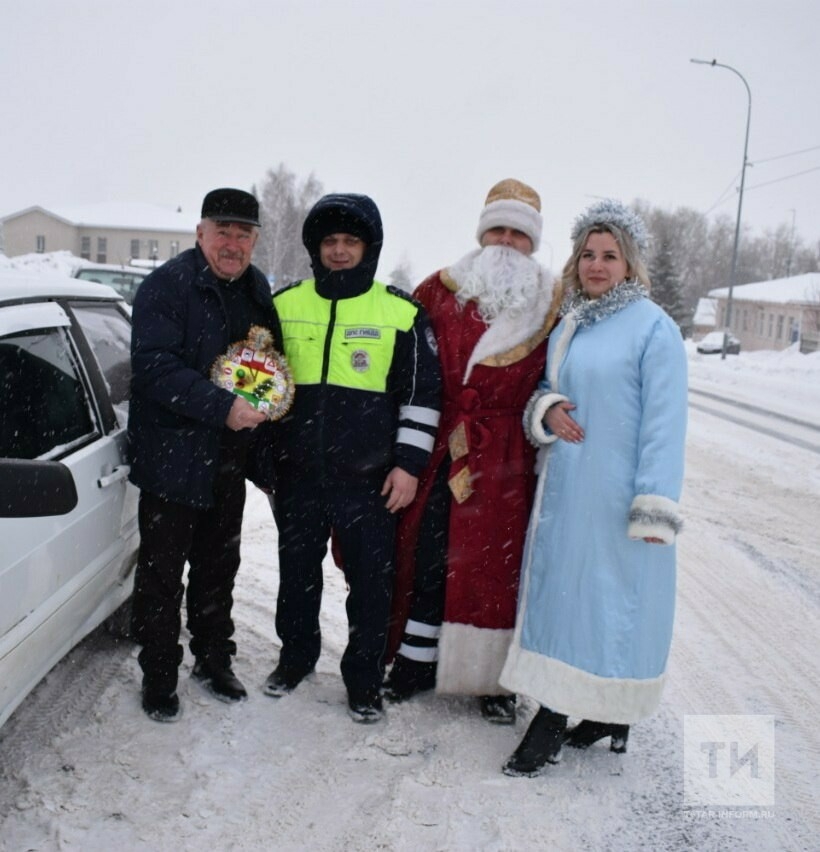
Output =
[
  {"x1": 0, "y1": 272, "x2": 138, "y2": 728},
  {"x1": 696, "y1": 330, "x2": 741, "y2": 355}
]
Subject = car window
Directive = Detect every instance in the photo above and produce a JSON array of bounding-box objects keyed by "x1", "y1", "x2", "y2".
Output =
[
  {"x1": 0, "y1": 329, "x2": 96, "y2": 459},
  {"x1": 71, "y1": 304, "x2": 132, "y2": 427},
  {"x1": 75, "y1": 270, "x2": 145, "y2": 303}
]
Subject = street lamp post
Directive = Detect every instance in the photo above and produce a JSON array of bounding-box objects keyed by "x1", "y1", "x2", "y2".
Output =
[{"x1": 691, "y1": 58, "x2": 752, "y2": 360}]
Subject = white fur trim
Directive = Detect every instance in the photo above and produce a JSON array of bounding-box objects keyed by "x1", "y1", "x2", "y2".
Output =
[
  {"x1": 434, "y1": 622, "x2": 514, "y2": 695},
  {"x1": 628, "y1": 494, "x2": 682, "y2": 544},
  {"x1": 500, "y1": 642, "x2": 665, "y2": 724},
  {"x1": 476, "y1": 199, "x2": 542, "y2": 252},
  {"x1": 547, "y1": 314, "x2": 577, "y2": 390},
  {"x1": 528, "y1": 392, "x2": 568, "y2": 445}
]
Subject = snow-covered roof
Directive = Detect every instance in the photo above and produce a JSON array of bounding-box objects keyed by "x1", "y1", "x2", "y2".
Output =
[
  {"x1": 692, "y1": 297, "x2": 717, "y2": 325},
  {"x1": 2, "y1": 202, "x2": 195, "y2": 233},
  {"x1": 708, "y1": 272, "x2": 820, "y2": 305}
]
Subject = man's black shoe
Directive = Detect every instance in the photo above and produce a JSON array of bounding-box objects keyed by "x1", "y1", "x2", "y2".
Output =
[
  {"x1": 348, "y1": 691, "x2": 384, "y2": 724},
  {"x1": 263, "y1": 663, "x2": 313, "y2": 698},
  {"x1": 479, "y1": 694, "x2": 517, "y2": 725},
  {"x1": 382, "y1": 656, "x2": 436, "y2": 703},
  {"x1": 192, "y1": 660, "x2": 248, "y2": 703},
  {"x1": 141, "y1": 688, "x2": 181, "y2": 723}
]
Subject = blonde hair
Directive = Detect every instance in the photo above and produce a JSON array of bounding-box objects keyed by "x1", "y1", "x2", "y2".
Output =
[{"x1": 561, "y1": 223, "x2": 651, "y2": 295}]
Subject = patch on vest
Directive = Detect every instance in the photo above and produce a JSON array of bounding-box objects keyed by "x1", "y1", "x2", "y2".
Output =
[
  {"x1": 351, "y1": 349, "x2": 371, "y2": 372},
  {"x1": 344, "y1": 327, "x2": 381, "y2": 339}
]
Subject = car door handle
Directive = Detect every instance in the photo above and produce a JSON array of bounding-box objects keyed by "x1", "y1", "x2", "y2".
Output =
[{"x1": 98, "y1": 465, "x2": 131, "y2": 488}]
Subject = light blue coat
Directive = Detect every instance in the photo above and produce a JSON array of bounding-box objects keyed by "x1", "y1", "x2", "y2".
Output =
[{"x1": 500, "y1": 294, "x2": 688, "y2": 723}]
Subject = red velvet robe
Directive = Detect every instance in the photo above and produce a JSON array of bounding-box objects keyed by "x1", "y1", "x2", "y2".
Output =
[{"x1": 389, "y1": 269, "x2": 561, "y2": 694}]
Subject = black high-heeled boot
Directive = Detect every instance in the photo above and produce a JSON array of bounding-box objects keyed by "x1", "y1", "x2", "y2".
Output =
[
  {"x1": 565, "y1": 719, "x2": 630, "y2": 753},
  {"x1": 502, "y1": 707, "x2": 568, "y2": 777}
]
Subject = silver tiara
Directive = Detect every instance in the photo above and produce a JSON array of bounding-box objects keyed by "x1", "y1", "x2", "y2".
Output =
[{"x1": 570, "y1": 199, "x2": 650, "y2": 255}]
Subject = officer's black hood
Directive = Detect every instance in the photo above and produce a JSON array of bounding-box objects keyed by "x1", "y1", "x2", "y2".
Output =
[{"x1": 302, "y1": 193, "x2": 383, "y2": 298}]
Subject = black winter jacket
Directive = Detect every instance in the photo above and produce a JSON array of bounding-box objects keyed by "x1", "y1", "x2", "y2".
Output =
[
  {"x1": 247, "y1": 195, "x2": 441, "y2": 485},
  {"x1": 128, "y1": 245, "x2": 281, "y2": 508}
]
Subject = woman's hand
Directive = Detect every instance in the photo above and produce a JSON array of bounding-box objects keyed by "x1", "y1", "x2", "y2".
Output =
[{"x1": 545, "y1": 401, "x2": 584, "y2": 443}]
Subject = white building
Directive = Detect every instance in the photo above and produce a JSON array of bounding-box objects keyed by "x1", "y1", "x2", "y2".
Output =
[
  {"x1": 0, "y1": 202, "x2": 196, "y2": 264},
  {"x1": 709, "y1": 273, "x2": 820, "y2": 354}
]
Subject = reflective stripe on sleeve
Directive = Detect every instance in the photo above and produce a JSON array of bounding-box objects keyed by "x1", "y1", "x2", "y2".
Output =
[
  {"x1": 396, "y1": 427, "x2": 435, "y2": 452},
  {"x1": 399, "y1": 404, "x2": 440, "y2": 428}
]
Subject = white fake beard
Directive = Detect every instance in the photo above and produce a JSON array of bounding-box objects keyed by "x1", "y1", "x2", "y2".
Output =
[{"x1": 454, "y1": 245, "x2": 542, "y2": 323}]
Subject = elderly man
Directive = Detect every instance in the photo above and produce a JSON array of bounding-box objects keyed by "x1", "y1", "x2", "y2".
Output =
[
  {"x1": 128, "y1": 188, "x2": 282, "y2": 722},
  {"x1": 259, "y1": 193, "x2": 441, "y2": 723},
  {"x1": 384, "y1": 178, "x2": 562, "y2": 724}
]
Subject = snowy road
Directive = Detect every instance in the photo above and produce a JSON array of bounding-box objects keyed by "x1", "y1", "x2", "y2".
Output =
[
  {"x1": 0, "y1": 349, "x2": 818, "y2": 851},
  {"x1": 689, "y1": 385, "x2": 820, "y2": 454}
]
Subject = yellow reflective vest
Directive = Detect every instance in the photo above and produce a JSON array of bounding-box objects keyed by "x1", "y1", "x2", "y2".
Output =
[
  {"x1": 268, "y1": 278, "x2": 441, "y2": 480},
  {"x1": 275, "y1": 278, "x2": 418, "y2": 393}
]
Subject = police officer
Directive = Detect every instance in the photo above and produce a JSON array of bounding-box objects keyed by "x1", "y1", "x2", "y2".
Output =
[{"x1": 261, "y1": 193, "x2": 441, "y2": 723}]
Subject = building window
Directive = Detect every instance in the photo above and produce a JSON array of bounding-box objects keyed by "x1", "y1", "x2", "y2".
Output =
[
  {"x1": 768, "y1": 314, "x2": 774, "y2": 337},
  {"x1": 148, "y1": 239, "x2": 159, "y2": 260},
  {"x1": 742, "y1": 308, "x2": 748, "y2": 331},
  {"x1": 776, "y1": 315, "x2": 784, "y2": 341},
  {"x1": 170, "y1": 240, "x2": 179, "y2": 258},
  {"x1": 81, "y1": 236, "x2": 91, "y2": 259},
  {"x1": 35, "y1": 235, "x2": 46, "y2": 253},
  {"x1": 130, "y1": 239, "x2": 140, "y2": 260},
  {"x1": 757, "y1": 311, "x2": 764, "y2": 335},
  {"x1": 97, "y1": 237, "x2": 107, "y2": 264}
]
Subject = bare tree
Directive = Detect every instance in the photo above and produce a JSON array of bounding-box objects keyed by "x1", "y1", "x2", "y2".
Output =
[
  {"x1": 252, "y1": 164, "x2": 323, "y2": 288},
  {"x1": 632, "y1": 200, "x2": 820, "y2": 317}
]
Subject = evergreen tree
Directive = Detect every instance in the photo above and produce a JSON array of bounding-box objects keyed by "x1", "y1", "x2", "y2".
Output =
[{"x1": 647, "y1": 216, "x2": 688, "y2": 332}]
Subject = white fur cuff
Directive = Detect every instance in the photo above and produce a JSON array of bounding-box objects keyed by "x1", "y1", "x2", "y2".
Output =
[
  {"x1": 628, "y1": 494, "x2": 682, "y2": 544},
  {"x1": 524, "y1": 391, "x2": 568, "y2": 447}
]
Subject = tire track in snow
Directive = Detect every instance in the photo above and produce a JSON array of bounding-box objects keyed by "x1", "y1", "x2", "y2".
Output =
[
  {"x1": 671, "y1": 414, "x2": 820, "y2": 847},
  {"x1": 0, "y1": 628, "x2": 134, "y2": 818},
  {"x1": 688, "y1": 386, "x2": 820, "y2": 455}
]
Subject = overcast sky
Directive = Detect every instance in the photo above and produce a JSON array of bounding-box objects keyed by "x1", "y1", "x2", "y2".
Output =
[{"x1": 3, "y1": 0, "x2": 818, "y2": 280}]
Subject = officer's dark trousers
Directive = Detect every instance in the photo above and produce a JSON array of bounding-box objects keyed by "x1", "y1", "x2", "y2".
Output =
[
  {"x1": 131, "y1": 451, "x2": 245, "y2": 694},
  {"x1": 272, "y1": 472, "x2": 396, "y2": 699},
  {"x1": 393, "y1": 464, "x2": 450, "y2": 663}
]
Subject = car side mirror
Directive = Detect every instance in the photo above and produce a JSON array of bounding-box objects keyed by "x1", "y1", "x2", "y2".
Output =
[{"x1": 0, "y1": 458, "x2": 79, "y2": 517}]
